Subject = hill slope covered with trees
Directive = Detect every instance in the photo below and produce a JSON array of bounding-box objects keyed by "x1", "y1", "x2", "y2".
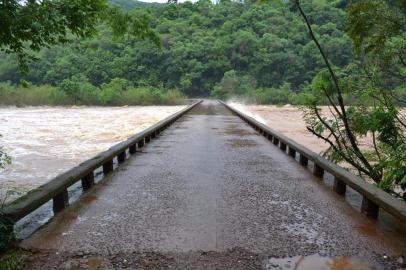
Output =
[{"x1": 0, "y1": 0, "x2": 358, "y2": 105}]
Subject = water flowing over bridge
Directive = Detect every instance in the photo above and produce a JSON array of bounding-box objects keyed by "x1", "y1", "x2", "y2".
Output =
[{"x1": 2, "y1": 100, "x2": 406, "y2": 269}]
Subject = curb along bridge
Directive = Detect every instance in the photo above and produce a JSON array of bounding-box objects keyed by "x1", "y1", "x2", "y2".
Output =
[{"x1": 2, "y1": 100, "x2": 406, "y2": 269}]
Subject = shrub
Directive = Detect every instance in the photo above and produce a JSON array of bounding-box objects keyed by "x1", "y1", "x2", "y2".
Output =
[
  {"x1": 98, "y1": 78, "x2": 133, "y2": 105},
  {"x1": 0, "y1": 251, "x2": 24, "y2": 269},
  {"x1": 58, "y1": 76, "x2": 99, "y2": 104},
  {"x1": 211, "y1": 70, "x2": 256, "y2": 100}
]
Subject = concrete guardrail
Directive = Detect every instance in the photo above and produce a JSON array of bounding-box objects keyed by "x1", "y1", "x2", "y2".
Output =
[
  {"x1": 220, "y1": 100, "x2": 406, "y2": 223},
  {"x1": 0, "y1": 100, "x2": 202, "y2": 244}
]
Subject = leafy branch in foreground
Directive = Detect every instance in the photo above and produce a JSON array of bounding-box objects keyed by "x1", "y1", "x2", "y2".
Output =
[
  {"x1": 0, "y1": 0, "x2": 160, "y2": 72},
  {"x1": 0, "y1": 151, "x2": 10, "y2": 171},
  {"x1": 0, "y1": 136, "x2": 13, "y2": 252},
  {"x1": 0, "y1": 251, "x2": 24, "y2": 270},
  {"x1": 0, "y1": 137, "x2": 11, "y2": 170},
  {"x1": 0, "y1": 142, "x2": 12, "y2": 251},
  {"x1": 294, "y1": 0, "x2": 406, "y2": 198}
]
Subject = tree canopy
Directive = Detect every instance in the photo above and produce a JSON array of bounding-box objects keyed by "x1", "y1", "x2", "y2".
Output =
[
  {"x1": 0, "y1": 0, "x2": 159, "y2": 71},
  {"x1": 297, "y1": 0, "x2": 405, "y2": 196},
  {"x1": 0, "y1": 0, "x2": 356, "y2": 99}
]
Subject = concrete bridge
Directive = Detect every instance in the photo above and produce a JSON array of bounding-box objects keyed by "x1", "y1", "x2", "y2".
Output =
[{"x1": 2, "y1": 100, "x2": 406, "y2": 269}]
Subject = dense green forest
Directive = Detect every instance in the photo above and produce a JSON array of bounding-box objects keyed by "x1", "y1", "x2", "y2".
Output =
[{"x1": 0, "y1": 0, "x2": 377, "y2": 105}]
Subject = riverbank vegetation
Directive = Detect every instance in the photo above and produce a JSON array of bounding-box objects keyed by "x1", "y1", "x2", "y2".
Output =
[
  {"x1": 0, "y1": 251, "x2": 24, "y2": 270},
  {"x1": 296, "y1": 0, "x2": 406, "y2": 198},
  {"x1": 0, "y1": 81, "x2": 185, "y2": 106}
]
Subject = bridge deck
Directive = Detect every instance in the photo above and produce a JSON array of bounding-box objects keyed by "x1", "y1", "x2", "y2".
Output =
[{"x1": 21, "y1": 100, "x2": 405, "y2": 269}]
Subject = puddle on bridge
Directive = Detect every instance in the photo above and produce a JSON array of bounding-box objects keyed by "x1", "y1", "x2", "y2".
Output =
[
  {"x1": 58, "y1": 257, "x2": 103, "y2": 270},
  {"x1": 83, "y1": 257, "x2": 103, "y2": 270},
  {"x1": 80, "y1": 194, "x2": 98, "y2": 204},
  {"x1": 265, "y1": 255, "x2": 380, "y2": 270}
]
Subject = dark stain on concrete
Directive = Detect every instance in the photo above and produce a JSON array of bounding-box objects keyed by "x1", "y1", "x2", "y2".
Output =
[
  {"x1": 222, "y1": 128, "x2": 257, "y2": 136},
  {"x1": 79, "y1": 195, "x2": 98, "y2": 204},
  {"x1": 227, "y1": 138, "x2": 258, "y2": 148},
  {"x1": 353, "y1": 224, "x2": 378, "y2": 237}
]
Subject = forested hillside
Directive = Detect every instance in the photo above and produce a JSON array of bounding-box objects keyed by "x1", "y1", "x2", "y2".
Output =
[
  {"x1": 110, "y1": 0, "x2": 162, "y2": 10},
  {"x1": 0, "y1": 0, "x2": 357, "y2": 104}
]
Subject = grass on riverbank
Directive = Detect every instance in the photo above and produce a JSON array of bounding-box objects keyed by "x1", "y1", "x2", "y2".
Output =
[
  {"x1": 0, "y1": 251, "x2": 24, "y2": 270},
  {"x1": 0, "y1": 82, "x2": 186, "y2": 106}
]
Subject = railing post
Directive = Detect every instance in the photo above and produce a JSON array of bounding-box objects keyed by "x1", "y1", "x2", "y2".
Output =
[
  {"x1": 273, "y1": 137, "x2": 279, "y2": 146},
  {"x1": 0, "y1": 214, "x2": 15, "y2": 251},
  {"x1": 82, "y1": 172, "x2": 95, "y2": 191},
  {"x1": 288, "y1": 147, "x2": 296, "y2": 158},
  {"x1": 53, "y1": 189, "x2": 69, "y2": 213},
  {"x1": 313, "y1": 164, "x2": 324, "y2": 179},
  {"x1": 117, "y1": 151, "x2": 126, "y2": 164},
  {"x1": 299, "y1": 154, "x2": 308, "y2": 166},
  {"x1": 333, "y1": 177, "x2": 346, "y2": 195},
  {"x1": 280, "y1": 142, "x2": 287, "y2": 151},
  {"x1": 138, "y1": 139, "x2": 144, "y2": 148},
  {"x1": 129, "y1": 144, "x2": 137, "y2": 155},
  {"x1": 361, "y1": 197, "x2": 379, "y2": 218},
  {"x1": 103, "y1": 159, "x2": 113, "y2": 174},
  {"x1": 267, "y1": 134, "x2": 273, "y2": 141}
]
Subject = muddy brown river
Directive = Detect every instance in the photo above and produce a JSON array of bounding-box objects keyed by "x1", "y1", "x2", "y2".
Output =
[
  {"x1": 2, "y1": 103, "x2": 404, "y2": 202},
  {"x1": 0, "y1": 106, "x2": 185, "y2": 202},
  {"x1": 233, "y1": 103, "x2": 406, "y2": 155}
]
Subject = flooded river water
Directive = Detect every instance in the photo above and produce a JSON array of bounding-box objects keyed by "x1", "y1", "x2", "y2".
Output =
[
  {"x1": 0, "y1": 106, "x2": 185, "y2": 202},
  {"x1": 229, "y1": 103, "x2": 330, "y2": 154},
  {"x1": 231, "y1": 103, "x2": 406, "y2": 154}
]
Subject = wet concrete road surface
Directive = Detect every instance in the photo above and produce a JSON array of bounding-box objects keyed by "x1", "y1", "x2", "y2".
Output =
[{"x1": 21, "y1": 100, "x2": 406, "y2": 269}]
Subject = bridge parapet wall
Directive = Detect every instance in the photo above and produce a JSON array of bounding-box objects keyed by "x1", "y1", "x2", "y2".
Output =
[
  {"x1": 220, "y1": 100, "x2": 406, "y2": 224},
  {"x1": 0, "y1": 100, "x2": 202, "y2": 249}
]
